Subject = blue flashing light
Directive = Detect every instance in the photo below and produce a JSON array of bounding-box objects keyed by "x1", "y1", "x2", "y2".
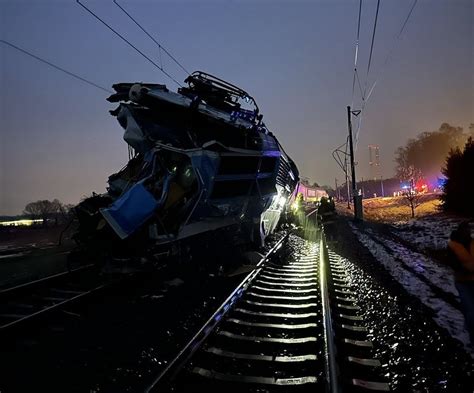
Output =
[{"x1": 400, "y1": 181, "x2": 410, "y2": 189}]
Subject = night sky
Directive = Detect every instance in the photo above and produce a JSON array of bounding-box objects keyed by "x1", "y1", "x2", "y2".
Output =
[{"x1": 0, "y1": 0, "x2": 472, "y2": 215}]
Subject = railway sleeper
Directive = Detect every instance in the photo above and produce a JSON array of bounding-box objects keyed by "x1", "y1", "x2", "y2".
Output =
[{"x1": 327, "y1": 251, "x2": 390, "y2": 392}]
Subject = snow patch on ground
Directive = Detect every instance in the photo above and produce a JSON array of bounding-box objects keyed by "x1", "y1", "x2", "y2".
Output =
[
  {"x1": 350, "y1": 222, "x2": 472, "y2": 354},
  {"x1": 366, "y1": 228, "x2": 458, "y2": 297},
  {"x1": 391, "y1": 215, "x2": 466, "y2": 251}
]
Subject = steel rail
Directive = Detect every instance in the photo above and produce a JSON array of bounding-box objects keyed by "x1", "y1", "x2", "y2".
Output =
[
  {"x1": 0, "y1": 282, "x2": 108, "y2": 331},
  {"x1": 0, "y1": 264, "x2": 94, "y2": 297},
  {"x1": 145, "y1": 232, "x2": 289, "y2": 392},
  {"x1": 0, "y1": 264, "x2": 112, "y2": 332},
  {"x1": 319, "y1": 230, "x2": 342, "y2": 393}
]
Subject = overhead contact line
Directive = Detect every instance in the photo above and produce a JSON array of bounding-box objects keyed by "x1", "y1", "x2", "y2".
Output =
[
  {"x1": 363, "y1": 0, "x2": 381, "y2": 99},
  {"x1": 0, "y1": 39, "x2": 113, "y2": 94},
  {"x1": 352, "y1": 0, "x2": 418, "y2": 149},
  {"x1": 76, "y1": 0, "x2": 182, "y2": 87},
  {"x1": 112, "y1": 0, "x2": 190, "y2": 76},
  {"x1": 351, "y1": 0, "x2": 363, "y2": 108}
]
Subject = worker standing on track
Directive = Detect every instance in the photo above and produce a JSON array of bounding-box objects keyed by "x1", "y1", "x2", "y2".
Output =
[{"x1": 447, "y1": 221, "x2": 474, "y2": 343}]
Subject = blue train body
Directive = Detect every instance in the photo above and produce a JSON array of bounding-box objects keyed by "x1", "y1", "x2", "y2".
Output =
[{"x1": 74, "y1": 72, "x2": 298, "y2": 258}]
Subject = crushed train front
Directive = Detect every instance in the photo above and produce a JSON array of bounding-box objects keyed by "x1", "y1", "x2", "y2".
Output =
[{"x1": 73, "y1": 72, "x2": 299, "y2": 264}]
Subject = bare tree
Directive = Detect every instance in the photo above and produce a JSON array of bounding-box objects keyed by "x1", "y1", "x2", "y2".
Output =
[
  {"x1": 402, "y1": 178, "x2": 422, "y2": 218},
  {"x1": 403, "y1": 189, "x2": 421, "y2": 218},
  {"x1": 23, "y1": 199, "x2": 65, "y2": 226},
  {"x1": 396, "y1": 164, "x2": 423, "y2": 219}
]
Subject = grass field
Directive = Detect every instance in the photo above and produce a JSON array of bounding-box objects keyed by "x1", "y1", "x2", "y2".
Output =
[{"x1": 336, "y1": 193, "x2": 442, "y2": 223}]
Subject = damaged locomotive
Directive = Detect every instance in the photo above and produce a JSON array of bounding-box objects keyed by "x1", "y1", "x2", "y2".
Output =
[{"x1": 73, "y1": 72, "x2": 299, "y2": 269}]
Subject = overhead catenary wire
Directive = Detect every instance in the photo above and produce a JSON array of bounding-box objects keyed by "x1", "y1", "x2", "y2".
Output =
[
  {"x1": 364, "y1": 0, "x2": 418, "y2": 104},
  {"x1": 349, "y1": 0, "x2": 368, "y2": 152},
  {"x1": 396, "y1": 0, "x2": 418, "y2": 41},
  {"x1": 363, "y1": 0, "x2": 380, "y2": 99},
  {"x1": 354, "y1": 0, "x2": 363, "y2": 67},
  {"x1": 112, "y1": 0, "x2": 190, "y2": 76},
  {"x1": 76, "y1": 0, "x2": 182, "y2": 87},
  {"x1": 355, "y1": 69, "x2": 364, "y2": 100},
  {"x1": 343, "y1": 0, "x2": 364, "y2": 179},
  {"x1": 0, "y1": 39, "x2": 113, "y2": 94},
  {"x1": 354, "y1": 0, "x2": 418, "y2": 149},
  {"x1": 351, "y1": 0, "x2": 363, "y2": 107}
]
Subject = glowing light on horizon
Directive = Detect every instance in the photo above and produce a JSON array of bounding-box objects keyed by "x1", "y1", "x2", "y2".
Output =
[{"x1": 0, "y1": 219, "x2": 44, "y2": 226}]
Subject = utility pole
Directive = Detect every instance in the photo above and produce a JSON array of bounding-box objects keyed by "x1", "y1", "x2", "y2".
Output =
[
  {"x1": 347, "y1": 106, "x2": 357, "y2": 196},
  {"x1": 334, "y1": 178, "x2": 339, "y2": 201},
  {"x1": 345, "y1": 166, "x2": 350, "y2": 209},
  {"x1": 380, "y1": 175, "x2": 384, "y2": 197},
  {"x1": 347, "y1": 106, "x2": 362, "y2": 220}
]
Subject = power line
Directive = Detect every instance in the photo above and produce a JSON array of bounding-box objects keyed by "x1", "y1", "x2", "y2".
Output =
[
  {"x1": 354, "y1": 108, "x2": 364, "y2": 150},
  {"x1": 355, "y1": 69, "x2": 364, "y2": 100},
  {"x1": 113, "y1": 0, "x2": 190, "y2": 76},
  {"x1": 397, "y1": 0, "x2": 418, "y2": 41},
  {"x1": 351, "y1": 0, "x2": 363, "y2": 106},
  {"x1": 364, "y1": 0, "x2": 418, "y2": 104},
  {"x1": 355, "y1": 0, "x2": 418, "y2": 150},
  {"x1": 76, "y1": 0, "x2": 182, "y2": 87},
  {"x1": 0, "y1": 39, "x2": 113, "y2": 93},
  {"x1": 349, "y1": 0, "x2": 370, "y2": 151},
  {"x1": 355, "y1": 0, "x2": 362, "y2": 62},
  {"x1": 364, "y1": 0, "x2": 380, "y2": 98}
]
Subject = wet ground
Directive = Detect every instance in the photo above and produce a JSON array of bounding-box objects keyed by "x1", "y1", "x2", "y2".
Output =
[
  {"x1": 0, "y1": 264, "x2": 242, "y2": 392},
  {"x1": 1, "y1": 220, "x2": 473, "y2": 392},
  {"x1": 0, "y1": 236, "x2": 280, "y2": 393},
  {"x1": 325, "y1": 215, "x2": 474, "y2": 392}
]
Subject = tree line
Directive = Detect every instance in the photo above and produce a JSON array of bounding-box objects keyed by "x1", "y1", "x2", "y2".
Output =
[
  {"x1": 395, "y1": 123, "x2": 473, "y2": 183},
  {"x1": 440, "y1": 138, "x2": 474, "y2": 217},
  {"x1": 23, "y1": 199, "x2": 74, "y2": 226},
  {"x1": 394, "y1": 123, "x2": 474, "y2": 218}
]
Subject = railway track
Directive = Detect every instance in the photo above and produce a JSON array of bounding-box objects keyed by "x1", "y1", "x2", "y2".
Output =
[
  {"x1": 146, "y1": 231, "x2": 390, "y2": 392},
  {"x1": 0, "y1": 265, "x2": 113, "y2": 332}
]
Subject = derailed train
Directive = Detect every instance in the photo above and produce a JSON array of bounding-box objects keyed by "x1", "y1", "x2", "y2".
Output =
[{"x1": 73, "y1": 72, "x2": 299, "y2": 268}]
